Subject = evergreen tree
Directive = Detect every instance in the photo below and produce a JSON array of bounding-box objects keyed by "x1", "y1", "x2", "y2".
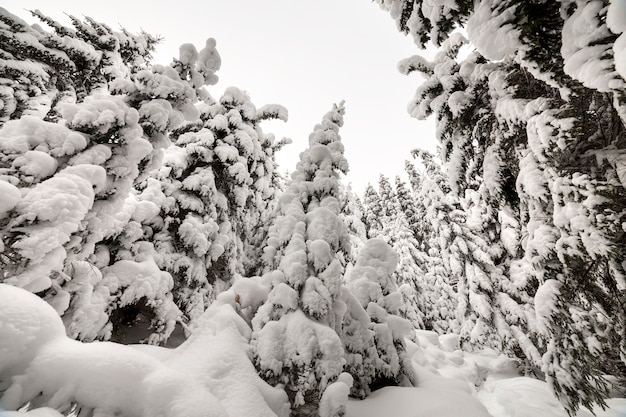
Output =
[
  {"x1": 394, "y1": 176, "x2": 420, "y2": 239},
  {"x1": 344, "y1": 238, "x2": 418, "y2": 391},
  {"x1": 377, "y1": 0, "x2": 626, "y2": 412},
  {"x1": 361, "y1": 183, "x2": 384, "y2": 238},
  {"x1": 398, "y1": 31, "x2": 538, "y2": 361},
  {"x1": 138, "y1": 87, "x2": 287, "y2": 326},
  {"x1": 403, "y1": 160, "x2": 431, "y2": 252},
  {"x1": 251, "y1": 104, "x2": 416, "y2": 415},
  {"x1": 0, "y1": 8, "x2": 290, "y2": 347},
  {"x1": 0, "y1": 8, "x2": 158, "y2": 125},
  {"x1": 405, "y1": 155, "x2": 459, "y2": 334},
  {"x1": 251, "y1": 103, "x2": 352, "y2": 416},
  {"x1": 376, "y1": 175, "x2": 426, "y2": 329},
  {"x1": 0, "y1": 9, "x2": 180, "y2": 344},
  {"x1": 338, "y1": 184, "x2": 368, "y2": 266},
  {"x1": 374, "y1": 0, "x2": 472, "y2": 47}
]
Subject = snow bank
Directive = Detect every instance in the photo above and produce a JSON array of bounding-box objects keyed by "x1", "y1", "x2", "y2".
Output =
[
  {"x1": 478, "y1": 376, "x2": 626, "y2": 417},
  {"x1": 0, "y1": 283, "x2": 289, "y2": 417},
  {"x1": 345, "y1": 326, "x2": 626, "y2": 417},
  {"x1": 0, "y1": 407, "x2": 64, "y2": 417},
  {"x1": 346, "y1": 385, "x2": 491, "y2": 417},
  {"x1": 2, "y1": 283, "x2": 624, "y2": 417},
  {"x1": 158, "y1": 300, "x2": 290, "y2": 417},
  {"x1": 0, "y1": 284, "x2": 66, "y2": 380}
]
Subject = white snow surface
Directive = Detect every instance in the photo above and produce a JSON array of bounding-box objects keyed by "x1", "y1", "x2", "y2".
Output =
[
  {"x1": 0, "y1": 283, "x2": 289, "y2": 417},
  {"x1": 1, "y1": 284, "x2": 625, "y2": 417},
  {"x1": 347, "y1": 329, "x2": 625, "y2": 417}
]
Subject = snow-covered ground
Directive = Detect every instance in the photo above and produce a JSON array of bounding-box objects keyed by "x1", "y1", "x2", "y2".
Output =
[
  {"x1": 347, "y1": 330, "x2": 626, "y2": 417},
  {"x1": 1, "y1": 283, "x2": 624, "y2": 417}
]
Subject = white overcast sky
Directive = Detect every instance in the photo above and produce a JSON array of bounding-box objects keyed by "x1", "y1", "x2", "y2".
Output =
[{"x1": 4, "y1": 0, "x2": 438, "y2": 195}]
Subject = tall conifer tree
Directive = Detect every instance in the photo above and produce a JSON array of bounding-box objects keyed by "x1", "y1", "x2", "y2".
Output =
[{"x1": 376, "y1": 0, "x2": 626, "y2": 411}]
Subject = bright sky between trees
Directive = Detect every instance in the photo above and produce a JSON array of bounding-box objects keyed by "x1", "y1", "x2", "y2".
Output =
[{"x1": 4, "y1": 0, "x2": 438, "y2": 195}]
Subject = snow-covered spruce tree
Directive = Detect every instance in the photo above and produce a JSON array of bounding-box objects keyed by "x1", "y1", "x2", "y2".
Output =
[
  {"x1": 0, "y1": 8, "x2": 229, "y2": 345},
  {"x1": 376, "y1": 175, "x2": 397, "y2": 222},
  {"x1": 394, "y1": 176, "x2": 420, "y2": 240},
  {"x1": 403, "y1": 154, "x2": 459, "y2": 334},
  {"x1": 396, "y1": 30, "x2": 540, "y2": 365},
  {"x1": 415, "y1": 150, "x2": 510, "y2": 349},
  {"x1": 338, "y1": 184, "x2": 368, "y2": 266},
  {"x1": 404, "y1": 159, "x2": 423, "y2": 195},
  {"x1": 135, "y1": 86, "x2": 288, "y2": 326},
  {"x1": 403, "y1": 160, "x2": 432, "y2": 253},
  {"x1": 514, "y1": 100, "x2": 626, "y2": 410},
  {"x1": 344, "y1": 238, "x2": 418, "y2": 392},
  {"x1": 375, "y1": 175, "x2": 425, "y2": 329},
  {"x1": 83, "y1": 38, "x2": 229, "y2": 344},
  {"x1": 361, "y1": 183, "x2": 384, "y2": 238},
  {"x1": 251, "y1": 103, "x2": 416, "y2": 415},
  {"x1": 0, "y1": 8, "x2": 158, "y2": 125},
  {"x1": 374, "y1": 0, "x2": 472, "y2": 48},
  {"x1": 250, "y1": 102, "x2": 352, "y2": 416},
  {"x1": 376, "y1": 0, "x2": 626, "y2": 412},
  {"x1": 0, "y1": 9, "x2": 173, "y2": 340}
]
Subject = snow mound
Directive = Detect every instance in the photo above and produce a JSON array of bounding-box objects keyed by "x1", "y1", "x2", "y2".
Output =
[
  {"x1": 478, "y1": 377, "x2": 626, "y2": 417},
  {"x1": 0, "y1": 407, "x2": 64, "y2": 417},
  {"x1": 346, "y1": 385, "x2": 491, "y2": 417},
  {"x1": 0, "y1": 284, "x2": 66, "y2": 380},
  {"x1": 0, "y1": 284, "x2": 289, "y2": 417}
]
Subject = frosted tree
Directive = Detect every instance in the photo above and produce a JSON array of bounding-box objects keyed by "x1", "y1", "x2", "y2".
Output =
[
  {"x1": 137, "y1": 86, "x2": 288, "y2": 325},
  {"x1": 374, "y1": 0, "x2": 472, "y2": 47},
  {"x1": 376, "y1": 175, "x2": 397, "y2": 220},
  {"x1": 377, "y1": 0, "x2": 626, "y2": 412},
  {"x1": 338, "y1": 184, "x2": 368, "y2": 266},
  {"x1": 0, "y1": 9, "x2": 179, "y2": 343},
  {"x1": 396, "y1": 30, "x2": 538, "y2": 358},
  {"x1": 403, "y1": 153, "x2": 459, "y2": 333},
  {"x1": 251, "y1": 104, "x2": 417, "y2": 415},
  {"x1": 251, "y1": 102, "x2": 351, "y2": 416},
  {"x1": 361, "y1": 183, "x2": 385, "y2": 239},
  {"x1": 515, "y1": 103, "x2": 625, "y2": 410},
  {"x1": 375, "y1": 175, "x2": 425, "y2": 329},
  {"x1": 413, "y1": 149, "x2": 505, "y2": 348},
  {"x1": 403, "y1": 160, "x2": 432, "y2": 253},
  {"x1": 345, "y1": 238, "x2": 418, "y2": 392},
  {"x1": 404, "y1": 159, "x2": 423, "y2": 195},
  {"x1": 0, "y1": 8, "x2": 242, "y2": 346},
  {"x1": 0, "y1": 8, "x2": 158, "y2": 125},
  {"x1": 394, "y1": 176, "x2": 420, "y2": 239}
]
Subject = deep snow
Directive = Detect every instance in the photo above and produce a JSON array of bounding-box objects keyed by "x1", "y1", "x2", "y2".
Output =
[{"x1": 1, "y1": 283, "x2": 625, "y2": 417}]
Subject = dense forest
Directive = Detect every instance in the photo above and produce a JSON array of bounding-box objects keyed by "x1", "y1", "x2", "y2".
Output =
[{"x1": 0, "y1": 1, "x2": 625, "y2": 417}]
